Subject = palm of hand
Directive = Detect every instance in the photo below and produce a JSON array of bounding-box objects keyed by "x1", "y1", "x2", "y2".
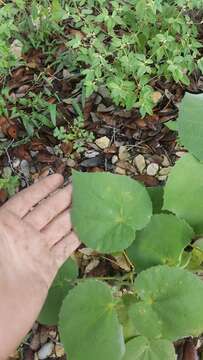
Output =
[{"x1": 0, "y1": 174, "x2": 80, "y2": 359}]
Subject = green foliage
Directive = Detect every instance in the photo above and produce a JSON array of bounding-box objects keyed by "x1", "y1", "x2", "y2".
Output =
[
  {"x1": 38, "y1": 150, "x2": 203, "y2": 359},
  {"x1": 71, "y1": 171, "x2": 152, "y2": 252},
  {"x1": 38, "y1": 258, "x2": 78, "y2": 325},
  {"x1": 177, "y1": 92, "x2": 203, "y2": 161},
  {"x1": 1, "y1": 0, "x2": 203, "y2": 116},
  {"x1": 123, "y1": 336, "x2": 176, "y2": 360},
  {"x1": 54, "y1": 117, "x2": 94, "y2": 153},
  {"x1": 130, "y1": 266, "x2": 203, "y2": 340},
  {"x1": 13, "y1": 92, "x2": 58, "y2": 136},
  {"x1": 63, "y1": 0, "x2": 202, "y2": 115},
  {"x1": 127, "y1": 214, "x2": 193, "y2": 271},
  {"x1": 0, "y1": 175, "x2": 19, "y2": 196},
  {"x1": 163, "y1": 153, "x2": 203, "y2": 234},
  {"x1": 59, "y1": 280, "x2": 125, "y2": 360}
]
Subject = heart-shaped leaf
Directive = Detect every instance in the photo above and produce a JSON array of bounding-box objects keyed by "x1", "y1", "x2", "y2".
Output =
[
  {"x1": 127, "y1": 214, "x2": 193, "y2": 271},
  {"x1": 129, "y1": 265, "x2": 203, "y2": 340},
  {"x1": 177, "y1": 92, "x2": 203, "y2": 161},
  {"x1": 59, "y1": 279, "x2": 125, "y2": 360},
  {"x1": 72, "y1": 171, "x2": 152, "y2": 252},
  {"x1": 163, "y1": 153, "x2": 203, "y2": 234},
  {"x1": 38, "y1": 258, "x2": 78, "y2": 325},
  {"x1": 123, "y1": 336, "x2": 176, "y2": 360}
]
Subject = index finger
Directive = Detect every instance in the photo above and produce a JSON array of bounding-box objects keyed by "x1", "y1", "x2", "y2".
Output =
[{"x1": 3, "y1": 174, "x2": 64, "y2": 218}]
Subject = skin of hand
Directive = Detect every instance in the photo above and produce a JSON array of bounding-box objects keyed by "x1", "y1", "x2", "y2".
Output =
[{"x1": 0, "y1": 174, "x2": 80, "y2": 359}]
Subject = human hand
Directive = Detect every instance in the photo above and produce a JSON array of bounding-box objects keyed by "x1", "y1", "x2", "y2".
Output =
[{"x1": 0, "y1": 174, "x2": 80, "y2": 359}]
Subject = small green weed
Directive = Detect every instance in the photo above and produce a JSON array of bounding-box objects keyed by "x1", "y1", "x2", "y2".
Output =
[
  {"x1": 54, "y1": 118, "x2": 94, "y2": 153},
  {"x1": 0, "y1": 175, "x2": 19, "y2": 196}
]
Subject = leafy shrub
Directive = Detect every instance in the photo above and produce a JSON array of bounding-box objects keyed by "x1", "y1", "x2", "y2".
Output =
[
  {"x1": 38, "y1": 152, "x2": 203, "y2": 359},
  {"x1": 64, "y1": 0, "x2": 203, "y2": 115},
  {"x1": 1, "y1": 0, "x2": 203, "y2": 116},
  {"x1": 0, "y1": 89, "x2": 57, "y2": 136}
]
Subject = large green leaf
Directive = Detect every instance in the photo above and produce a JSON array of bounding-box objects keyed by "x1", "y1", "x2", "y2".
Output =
[
  {"x1": 59, "y1": 279, "x2": 125, "y2": 360},
  {"x1": 147, "y1": 186, "x2": 163, "y2": 214},
  {"x1": 126, "y1": 214, "x2": 193, "y2": 271},
  {"x1": 177, "y1": 92, "x2": 203, "y2": 161},
  {"x1": 38, "y1": 258, "x2": 78, "y2": 325},
  {"x1": 163, "y1": 153, "x2": 203, "y2": 234},
  {"x1": 72, "y1": 171, "x2": 152, "y2": 252},
  {"x1": 129, "y1": 265, "x2": 203, "y2": 341},
  {"x1": 123, "y1": 336, "x2": 176, "y2": 360}
]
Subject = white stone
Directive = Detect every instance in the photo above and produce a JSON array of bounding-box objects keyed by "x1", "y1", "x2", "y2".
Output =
[
  {"x1": 112, "y1": 155, "x2": 118, "y2": 164},
  {"x1": 134, "y1": 154, "x2": 146, "y2": 173},
  {"x1": 118, "y1": 146, "x2": 129, "y2": 161},
  {"x1": 84, "y1": 150, "x2": 99, "y2": 158},
  {"x1": 176, "y1": 151, "x2": 187, "y2": 158},
  {"x1": 162, "y1": 155, "x2": 170, "y2": 167},
  {"x1": 38, "y1": 342, "x2": 54, "y2": 360},
  {"x1": 55, "y1": 344, "x2": 65, "y2": 357},
  {"x1": 20, "y1": 160, "x2": 30, "y2": 178},
  {"x1": 85, "y1": 259, "x2": 100, "y2": 274},
  {"x1": 146, "y1": 163, "x2": 159, "y2": 176},
  {"x1": 115, "y1": 166, "x2": 126, "y2": 175},
  {"x1": 158, "y1": 175, "x2": 167, "y2": 181},
  {"x1": 159, "y1": 167, "x2": 172, "y2": 176},
  {"x1": 66, "y1": 159, "x2": 76, "y2": 167},
  {"x1": 95, "y1": 136, "x2": 110, "y2": 149},
  {"x1": 12, "y1": 158, "x2": 20, "y2": 169}
]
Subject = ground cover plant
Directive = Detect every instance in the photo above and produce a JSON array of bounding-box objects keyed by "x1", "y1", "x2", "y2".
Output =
[
  {"x1": 37, "y1": 150, "x2": 203, "y2": 360},
  {"x1": 1, "y1": 0, "x2": 203, "y2": 359}
]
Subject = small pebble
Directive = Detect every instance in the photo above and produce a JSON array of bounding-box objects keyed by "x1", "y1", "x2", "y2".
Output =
[
  {"x1": 159, "y1": 167, "x2": 171, "y2": 176},
  {"x1": 12, "y1": 158, "x2": 20, "y2": 169},
  {"x1": 55, "y1": 344, "x2": 65, "y2": 357},
  {"x1": 112, "y1": 155, "x2": 118, "y2": 164},
  {"x1": 97, "y1": 85, "x2": 111, "y2": 99},
  {"x1": 176, "y1": 151, "x2": 187, "y2": 158},
  {"x1": 63, "y1": 69, "x2": 71, "y2": 79},
  {"x1": 85, "y1": 259, "x2": 100, "y2": 274},
  {"x1": 134, "y1": 154, "x2": 146, "y2": 174},
  {"x1": 30, "y1": 166, "x2": 36, "y2": 174},
  {"x1": 95, "y1": 136, "x2": 110, "y2": 149},
  {"x1": 162, "y1": 155, "x2": 170, "y2": 167},
  {"x1": 118, "y1": 146, "x2": 129, "y2": 161},
  {"x1": 158, "y1": 175, "x2": 167, "y2": 181},
  {"x1": 38, "y1": 342, "x2": 54, "y2": 360},
  {"x1": 20, "y1": 159, "x2": 30, "y2": 178},
  {"x1": 90, "y1": 112, "x2": 100, "y2": 123},
  {"x1": 30, "y1": 150, "x2": 39, "y2": 157},
  {"x1": 84, "y1": 150, "x2": 99, "y2": 158},
  {"x1": 66, "y1": 159, "x2": 76, "y2": 167},
  {"x1": 146, "y1": 163, "x2": 159, "y2": 176},
  {"x1": 46, "y1": 146, "x2": 55, "y2": 155},
  {"x1": 115, "y1": 166, "x2": 126, "y2": 175},
  {"x1": 151, "y1": 91, "x2": 162, "y2": 105}
]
